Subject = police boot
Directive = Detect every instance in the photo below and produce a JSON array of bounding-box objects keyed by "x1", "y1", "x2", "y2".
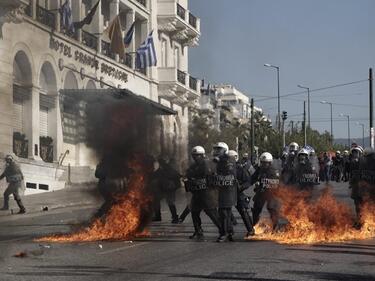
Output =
[
  {"x1": 16, "y1": 199, "x2": 26, "y2": 214},
  {"x1": 189, "y1": 227, "x2": 204, "y2": 240},
  {"x1": 178, "y1": 206, "x2": 190, "y2": 223}
]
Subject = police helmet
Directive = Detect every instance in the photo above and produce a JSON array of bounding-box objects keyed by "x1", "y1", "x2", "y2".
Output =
[
  {"x1": 213, "y1": 142, "x2": 229, "y2": 155},
  {"x1": 191, "y1": 146, "x2": 205, "y2": 155},
  {"x1": 5, "y1": 155, "x2": 13, "y2": 162},
  {"x1": 289, "y1": 142, "x2": 299, "y2": 152},
  {"x1": 260, "y1": 152, "x2": 273, "y2": 163},
  {"x1": 298, "y1": 148, "x2": 309, "y2": 156},
  {"x1": 242, "y1": 153, "x2": 249, "y2": 159},
  {"x1": 343, "y1": 150, "x2": 349, "y2": 156},
  {"x1": 350, "y1": 146, "x2": 363, "y2": 155},
  {"x1": 228, "y1": 150, "x2": 239, "y2": 161},
  {"x1": 336, "y1": 151, "x2": 341, "y2": 155}
]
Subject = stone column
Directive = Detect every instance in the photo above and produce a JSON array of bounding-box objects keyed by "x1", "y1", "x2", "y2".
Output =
[
  {"x1": 24, "y1": 86, "x2": 42, "y2": 160},
  {"x1": 0, "y1": 32, "x2": 13, "y2": 154}
]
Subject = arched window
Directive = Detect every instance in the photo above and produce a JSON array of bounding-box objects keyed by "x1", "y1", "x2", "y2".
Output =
[{"x1": 12, "y1": 51, "x2": 32, "y2": 158}]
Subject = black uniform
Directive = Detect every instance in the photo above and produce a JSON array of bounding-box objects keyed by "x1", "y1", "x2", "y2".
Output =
[
  {"x1": 185, "y1": 158, "x2": 220, "y2": 236},
  {"x1": 235, "y1": 161, "x2": 255, "y2": 235},
  {"x1": 152, "y1": 161, "x2": 181, "y2": 222},
  {"x1": 293, "y1": 161, "x2": 319, "y2": 193},
  {"x1": 282, "y1": 152, "x2": 296, "y2": 184},
  {"x1": 352, "y1": 154, "x2": 375, "y2": 224},
  {"x1": 349, "y1": 156, "x2": 362, "y2": 221},
  {"x1": 251, "y1": 165, "x2": 280, "y2": 228},
  {"x1": 0, "y1": 161, "x2": 26, "y2": 213},
  {"x1": 212, "y1": 155, "x2": 237, "y2": 238}
]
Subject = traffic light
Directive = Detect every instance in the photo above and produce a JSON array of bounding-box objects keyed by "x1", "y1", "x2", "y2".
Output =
[{"x1": 282, "y1": 111, "x2": 287, "y2": 120}]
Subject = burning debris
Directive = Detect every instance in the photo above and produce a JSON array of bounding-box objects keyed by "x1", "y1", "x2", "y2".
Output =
[{"x1": 252, "y1": 186, "x2": 375, "y2": 244}]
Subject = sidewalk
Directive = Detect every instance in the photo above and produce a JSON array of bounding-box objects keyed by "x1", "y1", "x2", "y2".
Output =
[{"x1": 0, "y1": 183, "x2": 102, "y2": 219}]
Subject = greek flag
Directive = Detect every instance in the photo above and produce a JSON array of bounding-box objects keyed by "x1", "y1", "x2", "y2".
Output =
[
  {"x1": 135, "y1": 31, "x2": 157, "y2": 69},
  {"x1": 60, "y1": 0, "x2": 74, "y2": 33}
]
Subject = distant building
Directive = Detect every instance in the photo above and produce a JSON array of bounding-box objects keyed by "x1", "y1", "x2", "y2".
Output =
[{"x1": 199, "y1": 84, "x2": 265, "y2": 129}]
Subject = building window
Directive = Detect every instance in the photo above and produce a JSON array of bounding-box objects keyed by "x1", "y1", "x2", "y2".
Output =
[
  {"x1": 161, "y1": 39, "x2": 167, "y2": 67},
  {"x1": 39, "y1": 106, "x2": 49, "y2": 137}
]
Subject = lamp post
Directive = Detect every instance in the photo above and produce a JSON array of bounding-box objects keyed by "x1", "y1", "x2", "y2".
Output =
[
  {"x1": 264, "y1": 63, "x2": 280, "y2": 133},
  {"x1": 340, "y1": 113, "x2": 351, "y2": 148},
  {"x1": 321, "y1": 101, "x2": 333, "y2": 147},
  {"x1": 298, "y1": 85, "x2": 310, "y2": 129},
  {"x1": 357, "y1": 122, "x2": 365, "y2": 148}
]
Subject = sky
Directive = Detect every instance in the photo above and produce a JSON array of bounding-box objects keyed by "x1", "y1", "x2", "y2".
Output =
[{"x1": 188, "y1": 0, "x2": 375, "y2": 139}]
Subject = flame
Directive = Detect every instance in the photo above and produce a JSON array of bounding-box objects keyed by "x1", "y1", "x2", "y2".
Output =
[
  {"x1": 252, "y1": 186, "x2": 375, "y2": 244},
  {"x1": 38, "y1": 158, "x2": 152, "y2": 243}
]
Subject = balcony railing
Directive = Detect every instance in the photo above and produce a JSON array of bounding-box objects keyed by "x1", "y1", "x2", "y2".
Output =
[
  {"x1": 25, "y1": 3, "x2": 32, "y2": 17},
  {"x1": 137, "y1": 68, "x2": 147, "y2": 75},
  {"x1": 135, "y1": 0, "x2": 146, "y2": 8},
  {"x1": 189, "y1": 76, "x2": 197, "y2": 91},
  {"x1": 189, "y1": 13, "x2": 197, "y2": 29},
  {"x1": 177, "y1": 4, "x2": 186, "y2": 20},
  {"x1": 82, "y1": 30, "x2": 98, "y2": 50},
  {"x1": 177, "y1": 70, "x2": 186, "y2": 85},
  {"x1": 101, "y1": 40, "x2": 116, "y2": 59},
  {"x1": 120, "y1": 53, "x2": 133, "y2": 68},
  {"x1": 36, "y1": 5, "x2": 56, "y2": 29}
]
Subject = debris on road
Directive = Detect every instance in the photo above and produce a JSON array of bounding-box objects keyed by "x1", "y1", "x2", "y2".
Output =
[{"x1": 14, "y1": 251, "x2": 27, "y2": 258}]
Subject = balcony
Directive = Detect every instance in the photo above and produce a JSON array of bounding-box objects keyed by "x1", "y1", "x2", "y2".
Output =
[
  {"x1": 36, "y1": 5, "x2": 56, "y2": 29},
  {"x1": 82, "y1": 30, "x2": 98, "y2": 51},
  {"x1": 158, "y1": 67, "x2": 201, "y2": 103},
  {"x1": 157, "y1": 0, "x2": 200, "y2": 47}
]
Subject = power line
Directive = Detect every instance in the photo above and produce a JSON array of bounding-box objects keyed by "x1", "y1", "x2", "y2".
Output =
[{"x1": 255, "y1": 79, "x2": 368, "y2": 102}]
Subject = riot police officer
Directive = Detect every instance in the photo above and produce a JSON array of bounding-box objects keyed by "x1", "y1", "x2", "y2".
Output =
[
  {"x1": 352, "y1": 147, "x2": 375, "y2": 228},
  {"x1": 228, "y1": 150, "x2": 255, "y2": 238},
  {"x1": 282, "y1": 142, "x2": 299, "y2": 184},
  {"x1": 251, "y1": 152, "x2": 282, "y2": 230},
  {"x1": 0, "y1": 155, "x2": 26, "y2": 214},
  {"x1": 212, "y1": 142, "x2": 237, "y2": 242},
  {"x1": 152, "y1": 157, "x2": 181, "y2": 223},
  {"x1": 348, "y1": 146, "x2": 363, "y2": 226},
  {"x1": 185, "y1": 146, "x2": 221, "y2": 239},
  {"x1": 293, "y1": 148, "x2": 319, "y2": 193}
]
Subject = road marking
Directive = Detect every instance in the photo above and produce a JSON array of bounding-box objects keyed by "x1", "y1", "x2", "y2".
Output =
[{"x1": 97, "y1": 242, "x2": 149, "y2": 255}]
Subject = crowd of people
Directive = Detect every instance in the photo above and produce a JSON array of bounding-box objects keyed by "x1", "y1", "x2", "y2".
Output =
[{"x1": 147, "y1": 141, "x2": 375, "y2": 242}]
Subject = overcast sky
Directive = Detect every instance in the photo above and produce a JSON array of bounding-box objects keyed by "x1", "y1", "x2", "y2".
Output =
[{"x1": 189, "y1": 0, "x2": 375, "y2": 139}]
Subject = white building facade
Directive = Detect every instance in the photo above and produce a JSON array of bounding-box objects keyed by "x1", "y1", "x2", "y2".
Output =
[{"x1": 0, "y1": 0, "x2": 200, "y2": 194}]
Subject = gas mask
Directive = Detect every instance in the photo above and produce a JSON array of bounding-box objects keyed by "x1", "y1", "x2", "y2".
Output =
[{"x1": 298, "y1": 154, "x2": 308, "y2": 165}]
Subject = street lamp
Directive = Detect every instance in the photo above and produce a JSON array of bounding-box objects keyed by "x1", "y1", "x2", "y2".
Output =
[
  {"x1": 340, "y1": 113, "x2": 351, "y2": 148},
  {"x1": 356, "y1": 122, "x2": 365, "y2": 148},
  {"x1": 264, "y1": 63, "x2": 280, "y2": 133},
  {"x1": 298, "y1": 85, "x2": 310, "y2": 129},
  {"x1": 321, "y1": 101, "x2": 333, "y2": 147}
]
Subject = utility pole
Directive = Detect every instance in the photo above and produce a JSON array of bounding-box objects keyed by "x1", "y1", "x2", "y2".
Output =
[
  {"x1": 291, "y1": 120, "x2": 294, "y2": 134},
  {"x1": 282, "y1": 111, "x2": 287, "y2": 148},
  {"x1": 303, "y1": 101, "x2": 307, "y2": 146},
  {"x1": 250, "y1": 98, "x2": 255, "y2": 164},
  {"x1": 370, "y1": 68, "x2": 374, "y2": 148}
]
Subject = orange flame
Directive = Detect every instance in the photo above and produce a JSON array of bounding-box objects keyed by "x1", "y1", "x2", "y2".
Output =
[
  {"x1": 252, "y1": 186, "x2": 375, "y2": 244},
  {"x1": 38, "y1": 158, "x2": 152, "y2": 243}
]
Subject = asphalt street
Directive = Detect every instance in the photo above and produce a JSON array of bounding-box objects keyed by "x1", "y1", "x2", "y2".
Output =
[{"x1": 0, "y1": 182, "x2": 374, "y2": 281}]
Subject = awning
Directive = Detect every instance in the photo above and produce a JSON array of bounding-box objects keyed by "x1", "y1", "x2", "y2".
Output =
[{"x1": 60, "y1": 89, "x2": 176, "y2": 115}]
